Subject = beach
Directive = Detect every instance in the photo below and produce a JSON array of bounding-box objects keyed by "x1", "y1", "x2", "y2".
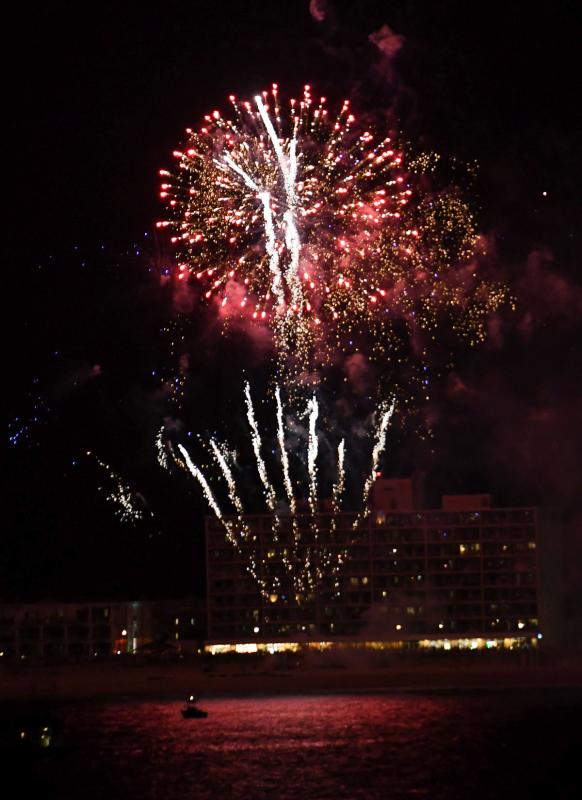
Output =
[{"x1": 3, "y1": 652, "x2": 582, "y2": 703}]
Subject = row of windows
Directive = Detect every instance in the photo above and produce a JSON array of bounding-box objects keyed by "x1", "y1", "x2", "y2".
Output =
[
  {"x1": 0, "y1": 624, "x2": 115, "y2": 641},
  {"x1": 207, "y1": 510, "x2": 535, "y2": 535},
  {"x1": 0, "y1": 607, "x2": 113, "y2": 624},
  {"x1": 208, "y1": 526, "x2": 537, "y2": 556},
  {"x1": 209, "y1": 617, "x2": 536, "y2": 638}
]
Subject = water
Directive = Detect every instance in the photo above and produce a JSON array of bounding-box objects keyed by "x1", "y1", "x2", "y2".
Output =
[{"x1": 9, "y1": 690, "x2": 582, "y2": 799}]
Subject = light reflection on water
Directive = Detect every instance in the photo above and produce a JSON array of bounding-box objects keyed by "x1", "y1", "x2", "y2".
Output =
[{"x1": 20, "y1": 691, "x2": 582, "y2": 799}]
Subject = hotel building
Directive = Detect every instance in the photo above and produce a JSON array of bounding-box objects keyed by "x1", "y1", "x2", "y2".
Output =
[{"x1": 205, "y1": 480, "x2": 561, "y2": 653}]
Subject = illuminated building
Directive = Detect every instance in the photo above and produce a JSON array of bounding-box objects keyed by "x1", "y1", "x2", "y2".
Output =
[
  {"x1": 0, "y1": 601, "x2": 154, "y2": 660},
  {"x1": 205, "y1": 482, "x2": 560, "y2": 653}
]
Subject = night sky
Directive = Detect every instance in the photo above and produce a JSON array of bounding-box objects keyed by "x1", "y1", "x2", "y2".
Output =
[{"x1": 5, "y1": 0, "x2": 581, "y2": 602}]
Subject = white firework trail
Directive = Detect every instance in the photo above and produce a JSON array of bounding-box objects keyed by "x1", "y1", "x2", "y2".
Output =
[
  {"x1": 209, "y1": 440, "x2": 242, "y2": 512},
  {"x1": 306, "y1": 395, "x2": 319, "y2": 518},
  {"x1": 255, "y1": 94, "x2": 303, "y2": 311},
  {"x1": 178, "y1": 443, "x2": 266, "y2": 592},
  {"x1": 155, "y1": 426, "x2": 170, "y2": 470},
  {"x1": 330, "y1": 439, "x2": 346, "y2": 533},
  {"x1": 353, "y1": 399, "x2": 396, "y2": 531},
  {"x1": 275, "y1": 386, "x2": 302, "y2": 587},
  {"x1": 221, "y1": 155, "x2": 285, "y2": 307},
  {"x1": 176, "y1": 384, "x2": 395, "y2": 603},
  {"x1": 255, "y1": 94, "x2": 289, "y2": 184},
  {"x1": 244, "y1": 382, "x2": 281, "y2": 544},
  {"x1": 178, "y1": 444, "x2": 227, "y2": 527},
  {"x1": 275, "y1": 386, "x2": 296, "y2": 514},
  {"x1": 259, "y1": 191, "x2": 285, "y2": 307},
  {"x1": 244, "y1": 382, "x2": 277, "y2": 511},
  {"x1": 303, "y1": 394, "x2": 320, "y2": 593},
  {"x1": 221, "y1": 153, "x2": 259, "y2": 191}
]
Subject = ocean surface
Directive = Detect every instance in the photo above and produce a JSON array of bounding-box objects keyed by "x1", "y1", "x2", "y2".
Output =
[{"x1": 7, "y1": 689, "x2": 582, "y2": 799}]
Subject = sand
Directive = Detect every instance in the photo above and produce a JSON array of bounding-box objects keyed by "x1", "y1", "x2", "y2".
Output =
[{"x1": 2, "y1": 653, "x2": 582, "y2": 703}]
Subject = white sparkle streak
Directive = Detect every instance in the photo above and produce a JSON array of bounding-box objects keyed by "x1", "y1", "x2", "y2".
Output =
[
  {"x1": 255, "y1": 95, "x2": 288, "y2": 180},
  {"x1": 283, "y1": 208, "x2": 302, "y2": 309},
  {"x1": 307, "y1": 395, "x2": 319, "y2": 519},
  {"x1": 259, "y1": 191, "x2": 284, "y2": 307},
  {"x1": 275, "y1": 386, "x2": 301, "y2": 581},
  {"x1": 178, "y1": 443, "x2": 265, "y2": 594},
  {"x1": 155, "y1": 426, "x2": 170, "y2": 470},
  {"x1": 222, "y1": 154, "x2": 284, "y2": 306},
  {"x1": 353, "y1": 399, "x2": 396, "y2": 531},
  {"x1": 255, "y1": 95, "x2": 303, "y2": 310},
  {"x1": 283, "y1": 136, "x2": 303, "y2": 308},
  {"x1": 178, "y1": 444, "x2": 225, "y2": 523},
  {"x1": 329, "y1": 438, "x2": 346, "y2": 546},
  {"x1": 332, "y1": 439, "x2": 346, "y2": 516},
  {"x1": 275, "y1": 386, "x2": 296, "y2": 514},
  {"x1": 244, "y1": 382, "x2": 277, "y2": 513},
  {"x1": 209, "y1": 440, "x2": 247, "y2": 527},
  {"x1": 221, "y1": 154, "x2": 259, "y2": 191}
]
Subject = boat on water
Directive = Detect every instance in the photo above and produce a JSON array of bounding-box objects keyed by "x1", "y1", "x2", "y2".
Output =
[
  {"x1": 181, "y1": 706, "x2": 208, "y2": 719},
  {"x1": 180, "y1": 695, "x2": 208, "y2": 719}
]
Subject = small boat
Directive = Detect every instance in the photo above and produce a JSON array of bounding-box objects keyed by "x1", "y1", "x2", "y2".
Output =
[
  {"x1": 181, "y1": 706, "x2": 208, "y2": 719},
  {"x1": 180, "y1": 695, "x2": 208, "y2": 719}
]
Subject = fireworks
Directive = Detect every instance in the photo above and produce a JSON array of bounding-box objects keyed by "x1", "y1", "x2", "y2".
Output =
[
  {"x1": 88, "y1": 451, "x2": 152, "y2": 525},
  {"x1": 169, "y1": 384, "x2": 395, "y2": 601},
  {"x1": 159, "y1": 84, "x2": 509, "y2": 389},
  {"x1": 155, "y1": 85, "x2": 510, "y2": 606}
]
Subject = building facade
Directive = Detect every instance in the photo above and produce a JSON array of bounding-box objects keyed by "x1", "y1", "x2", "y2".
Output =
[
  {"x1": 206, "y1": 486, "x2": 550, "y2": 652},
  {"x1": 0, "y1": 601, "x2": 154, "y2": 660}
]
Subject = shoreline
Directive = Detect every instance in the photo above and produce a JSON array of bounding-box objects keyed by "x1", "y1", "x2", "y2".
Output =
[{"x1": 3, "y1": 658, "x2": 582, "y2": 704}]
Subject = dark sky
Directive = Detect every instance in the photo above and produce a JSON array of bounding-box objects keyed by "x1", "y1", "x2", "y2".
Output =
[{"x1": 4, "y1": 0, "x2": 581, "y2": 600}]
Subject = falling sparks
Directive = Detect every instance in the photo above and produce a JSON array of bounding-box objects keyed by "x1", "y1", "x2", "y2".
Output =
[
  {"x1": 276, "y1": 386, "x2": 296, "y2": 514},
  {"x1": 353, "y1": 399, "x2": 396, "y2": 531},
  {"x1": 330, "y1": 439, "x2": 346, "y2": 533},
  {"x1": 175, "y1": 384, "x2": 395, "y2": 601},
  {"x1": 88, "y1": 451, "x2": 151, "y2": 525},
  {"x1": 156, "y1": 426, "x2": 170, "y2": 470},
  {"x1": 244, "y1": 382, "x2": 278, "y2": 513},
  {"x1": 306, "y1": 394, "x2": 319, "y2": 518}
]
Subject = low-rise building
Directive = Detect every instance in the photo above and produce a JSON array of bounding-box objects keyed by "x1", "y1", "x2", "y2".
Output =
[{"x1": 0, "y1": 601, "x2": 154, "y2": 660}]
